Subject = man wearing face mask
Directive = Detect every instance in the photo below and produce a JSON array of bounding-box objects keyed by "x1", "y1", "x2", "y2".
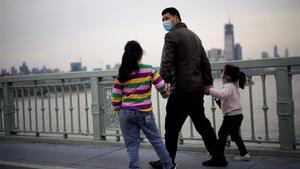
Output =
[{"x1": 149, "y1": 7, "x2": 228, "y2": 168}]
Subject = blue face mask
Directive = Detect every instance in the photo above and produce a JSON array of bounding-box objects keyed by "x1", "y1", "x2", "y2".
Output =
[
  {"x1": 163, "y1": 20, "x2": 173, "y2": 31},
  {"x1": 221, "y1": 72, "x2": 231, "y2": 84}
]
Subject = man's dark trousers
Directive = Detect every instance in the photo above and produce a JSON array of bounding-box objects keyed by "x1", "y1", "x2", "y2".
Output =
[{"x1": 165, "y1": 90, "x2": 219, "y2": 162}]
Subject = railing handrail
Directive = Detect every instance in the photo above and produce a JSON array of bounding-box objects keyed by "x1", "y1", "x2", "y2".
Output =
[
  {"x1": 0, "y1": 70, "x2": 117, "y2": 83},
  {"x1": 1, "y1": 57, "x2": 300, "y2": 83},
  {"x1": 211, "y1": 56, "x2": 300, "y2": 70}
]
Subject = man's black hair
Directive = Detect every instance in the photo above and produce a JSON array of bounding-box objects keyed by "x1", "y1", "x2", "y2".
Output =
[{"x1": 162, "y1": 7, "x2": 181, "y2": 21}]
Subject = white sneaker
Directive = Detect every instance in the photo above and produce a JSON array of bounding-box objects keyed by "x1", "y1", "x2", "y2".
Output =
[{"x1": 233, "y1": 153, "x2": 251, "y2": 161}]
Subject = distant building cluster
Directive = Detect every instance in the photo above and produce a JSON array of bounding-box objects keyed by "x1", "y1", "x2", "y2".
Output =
[
  {"x1": 1, "y1": 60, "x2": 121, "y2": 77},
  {"x1": 70, "y1": 62, "x2": 87, "y2": 72},
  {"x1": 261, "y1": 45, "x2": 289, "y2": 59},
  {"x1": 96, "y1": 63, "x2": 120, "y2": 71},
  {"x1": 207, "y1": 21, "x2": 290, "y2": 62},
  {"x1": 207, "y1": 21, "x2": 243, "y2": 62},
  {"x1": 1, "y1": 62, "x2": 60, "y2": 77}
]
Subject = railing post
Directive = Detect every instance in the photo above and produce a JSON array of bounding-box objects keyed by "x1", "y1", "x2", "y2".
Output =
[
  {"x1": 210, "y1": 96, "x2": 216, "y2": 132},
  {"x1": 275, "y1": 66, "x2": 296, "y2": 150},
  {"x1": 91, "y1": 77, "x2": 106, "y2": 140},
  {"x1": 2, "y1": 82, "x2": 15, "y2": 135}
]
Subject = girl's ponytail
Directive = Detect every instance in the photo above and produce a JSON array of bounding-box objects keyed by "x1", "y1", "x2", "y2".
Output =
[
  {"x1": 238, "y1": 71, "x2": 247, "y2": 89},
  {"x1": 118, "y1": 41, "x2": 143, "y2": 82}
]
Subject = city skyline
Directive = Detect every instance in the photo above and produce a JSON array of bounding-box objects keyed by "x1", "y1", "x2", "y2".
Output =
[
  {"x1": 1, "y1": 0, "x2": 299, "y2": 72},
  {"x1": 207, "y1": 21, "x2": 237, "y2": 62}
]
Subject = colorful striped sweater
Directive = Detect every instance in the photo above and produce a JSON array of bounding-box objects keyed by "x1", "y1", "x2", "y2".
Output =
[{"x1": 111, "y1": 63, "x2": 168, "y2": 112}]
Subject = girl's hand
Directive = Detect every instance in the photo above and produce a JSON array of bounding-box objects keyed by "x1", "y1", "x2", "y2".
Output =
[{"x1": 161, "y1": 84, "x2": 170, "y2": 98}]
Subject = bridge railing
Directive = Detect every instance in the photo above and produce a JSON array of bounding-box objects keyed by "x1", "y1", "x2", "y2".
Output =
[{"x1": 0, "y1": 57, "x2": 299, "y2": 150}]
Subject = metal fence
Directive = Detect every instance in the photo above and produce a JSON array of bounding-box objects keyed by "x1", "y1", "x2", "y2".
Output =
[
  {"x1": 11, "y1": 82, "x2": 91, "y2": 138},
  {"x1": 0, "y1": 57, "x2": 300, "y2": 150}
]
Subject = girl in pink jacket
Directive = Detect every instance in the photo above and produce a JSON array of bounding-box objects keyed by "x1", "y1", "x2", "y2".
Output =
[{"x1": 207, "y1": 64, "x2": 250, "y2": 161}]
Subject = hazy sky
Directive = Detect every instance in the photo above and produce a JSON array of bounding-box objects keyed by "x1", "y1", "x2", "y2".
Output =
[{"x1": 1, "y1": 0, "x2": 299, "y2": 71}]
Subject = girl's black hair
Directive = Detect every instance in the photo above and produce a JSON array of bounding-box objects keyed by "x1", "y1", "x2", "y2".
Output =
[
  {"x1": 117, "y1": 40, "x2": 143, "y2": 82},
  {"x1": 224, "y1": 64, "x2": 247, "y2": 89}
]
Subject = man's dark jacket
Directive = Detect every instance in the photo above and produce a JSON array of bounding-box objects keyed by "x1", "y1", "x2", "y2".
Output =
[{"x1": 160, "y1": 23, "x2": 213, "y2": 93}]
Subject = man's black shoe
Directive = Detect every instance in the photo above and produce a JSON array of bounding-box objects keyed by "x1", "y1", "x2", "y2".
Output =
[
  {"x1": 202, "y1": 158, "x2": 228, "y2": 167},
  {"x1": 171, "y1": 163, "x2": 177, "y2": 169},
  {"x1": 149, "y1": 160, "x2": 162, "y2": 169}
]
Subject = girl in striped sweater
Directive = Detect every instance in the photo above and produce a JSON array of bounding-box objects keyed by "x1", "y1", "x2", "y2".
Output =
[{"x1": 112, "y1": 40, "x2": 173, "y2": 169}]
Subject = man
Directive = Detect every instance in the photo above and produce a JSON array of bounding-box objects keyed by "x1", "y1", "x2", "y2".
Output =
[{"x1": 149, "y1": 7, "x2": 228, "y2": 168}]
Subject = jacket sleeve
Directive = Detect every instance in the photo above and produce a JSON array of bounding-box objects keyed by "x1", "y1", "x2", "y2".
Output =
[
  {"x1": 151, "y1": 67, "x2": 168, "y2": 93},
  {"x1": 160, "y1": 33, "x2": 175, "y2": 83},
  {"x1": 210, "y1": 85, "x2": 232, "y2": 99},
  {"x1": 199, "y1": 41, "x2": 213, "y2": 86},
  {"x1": 111, "y1": 79, "x2": 122, "y2": 112}
]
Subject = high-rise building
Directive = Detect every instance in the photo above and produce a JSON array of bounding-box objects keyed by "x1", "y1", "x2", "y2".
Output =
[
  {"x1": 19, "y1": 62, "x2": 30, "y2": 75},
  {"x1": 106, "y1": 64, "x2": 111, "y2": 70},
  {"x1": 11, "y1": 66, "x2": 18, "y2": 75},
  {"x1": 32, "y1": 68, "x2": 40, "y2": 74},
  {"x1": 93, "y1": 68, "x2": 103, "y2": 71},
  {"x1": 208, "y1": 48, "x2": 222, "y2": 62},
  {"x1": 274, "y1": 45, "x2": 280, "y2": 57},
  {"x1": 52, "y1": 68, "x2": 60, "y2": 73},
  {"x1": 285, "y1": 48, "x2": 289, "y2": 57},
  {"x1": 224, "y1": 22, "x2": 235, "y2": 61},
  {"x1": 41, "y1": 66, "x2": 52, "y2": 74},
  {"x1": 234, "y1": 43, "x2": 242, "y2": 60},
  {"x1": 261, "y1": 51, "x2": 269, "y2": 59},
  {"x1": 1, "y1": 69, "x2": 8, "y2": 76},
  {"x1": 71, "y1": 62, "x2": 82, "y2": 72},
  {"x1": 82, "y1": 66, "x2": 87, "y2": 71},
  {"x1": 113, "y1": 63, "x2": 121, "y2": 69}
]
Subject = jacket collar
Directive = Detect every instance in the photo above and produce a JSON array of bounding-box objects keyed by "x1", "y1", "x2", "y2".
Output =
[{"x1": 171, "y1": 22, "x2": 187, "y2": 31}]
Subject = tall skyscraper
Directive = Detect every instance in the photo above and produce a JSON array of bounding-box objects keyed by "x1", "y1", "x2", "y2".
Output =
[
  {"x1": 274, "y1": 45, "x2": 280, "y2": 57},
  {"x1": 224, "y1": 22, "x2": 235, "y2": 61},
  {"x1": 234, "y1": 43, "x2": 242, "y2": 60}
]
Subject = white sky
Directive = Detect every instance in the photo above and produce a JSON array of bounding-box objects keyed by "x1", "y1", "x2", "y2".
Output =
[{"x1": 1, "y1": 0, "x2": 299, "y2": 71}]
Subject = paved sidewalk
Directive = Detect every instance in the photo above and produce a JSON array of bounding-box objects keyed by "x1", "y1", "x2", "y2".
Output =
[{"x1": 0, "y1": 141, "x2": 299, "y2": 169}]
